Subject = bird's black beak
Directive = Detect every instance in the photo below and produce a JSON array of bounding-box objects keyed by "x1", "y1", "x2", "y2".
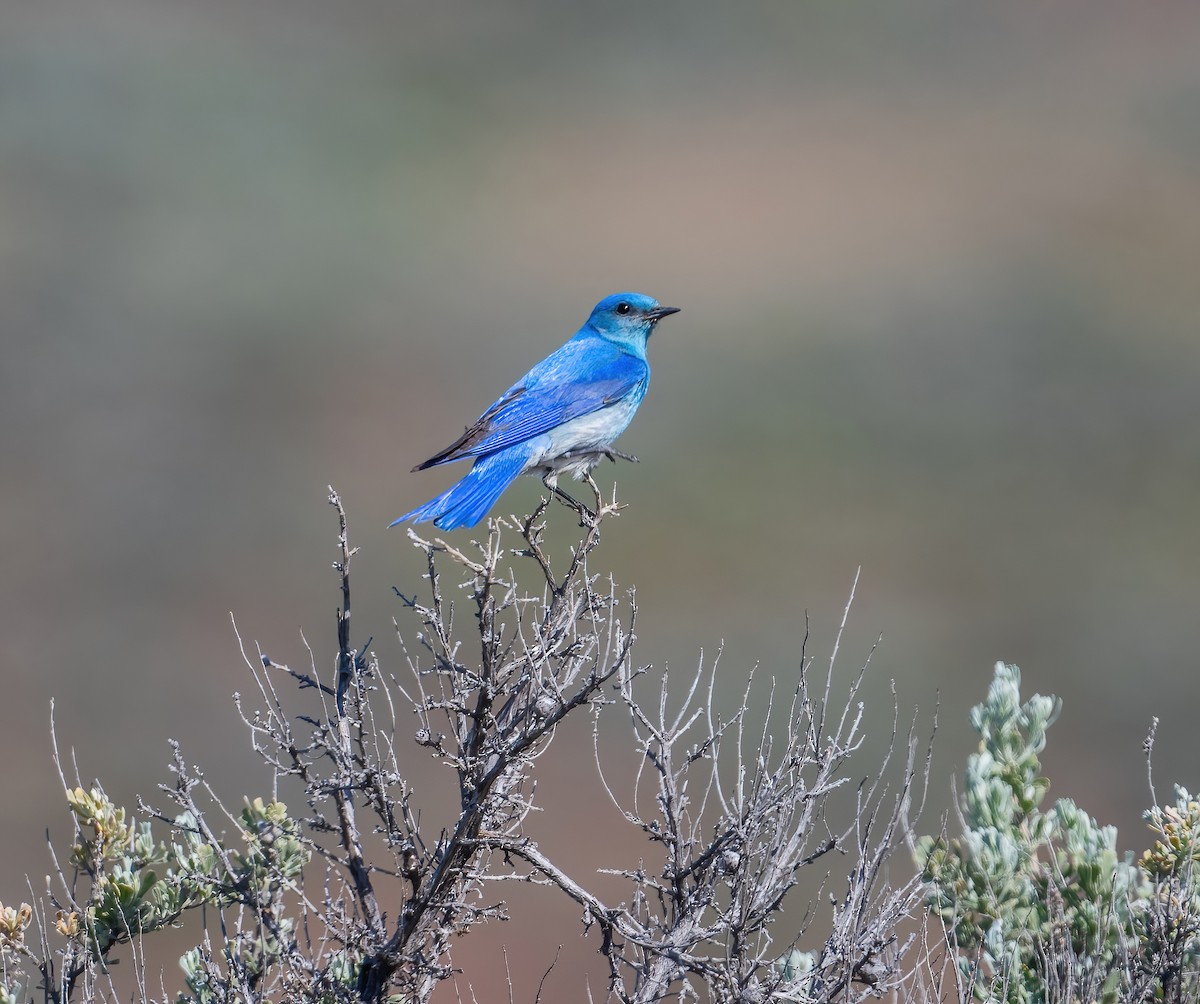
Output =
[{"x1": 646, "y1": 306, "x2": 681, "y2": 322}]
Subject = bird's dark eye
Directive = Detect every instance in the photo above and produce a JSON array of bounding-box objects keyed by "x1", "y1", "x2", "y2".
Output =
[{"x1": 616, "y1": 302, "x2": 632, "y2": 315}]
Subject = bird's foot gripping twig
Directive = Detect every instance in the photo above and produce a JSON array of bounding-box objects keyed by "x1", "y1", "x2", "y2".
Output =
[
  {"x1": 542, "y1": 477, "x2": 596, "y2": 525},
  {"x1": 542, "y1": 472, "x2": 633, "y2": 527},
  {"x1": 540, "y1": 472, "x2": 627, "y2": 527}
]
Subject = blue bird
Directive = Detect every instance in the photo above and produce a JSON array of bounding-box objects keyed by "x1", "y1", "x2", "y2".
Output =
[{"x1": 391, "y1": 292, "x2": 680, "y2": 531}]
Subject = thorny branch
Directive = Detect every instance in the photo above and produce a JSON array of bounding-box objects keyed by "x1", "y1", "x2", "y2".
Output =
[{"x1": 6, "y1": 487, "x2": 934, "y2": 1004}]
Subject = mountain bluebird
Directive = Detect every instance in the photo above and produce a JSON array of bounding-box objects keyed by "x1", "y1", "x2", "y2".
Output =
[{"x1": 391, "y1": 292, "x2": 680, "y2": 531}]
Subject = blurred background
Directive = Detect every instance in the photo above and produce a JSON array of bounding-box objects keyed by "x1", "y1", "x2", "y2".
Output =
[{"x1": 3, "y1": 0, "x2": 1199, "y2": 997}]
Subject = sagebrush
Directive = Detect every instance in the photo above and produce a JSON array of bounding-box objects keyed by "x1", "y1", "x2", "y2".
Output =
[{"x1": 1, "y1": 491, "x2": 1195, "y2": 1003}]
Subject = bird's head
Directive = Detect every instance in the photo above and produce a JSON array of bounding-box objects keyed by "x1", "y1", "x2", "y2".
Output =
[{"x1": 585, "y1": 292, "x2": 680, "y2": 350}]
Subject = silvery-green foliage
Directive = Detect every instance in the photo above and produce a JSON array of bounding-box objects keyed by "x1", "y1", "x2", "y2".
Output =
[
  {"x1": 917, "y1": 663, "x2": 1139, "y2": 1002},
  {"x1": 919, "y1": 663, "x2": 1200, "y2": 1004},
  {"x1": 0, "y1": 777, "x2": 311, "y2": 1003}
]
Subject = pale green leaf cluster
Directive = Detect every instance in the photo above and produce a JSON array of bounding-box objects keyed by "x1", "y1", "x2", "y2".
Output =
[
  {"x1": 63, "y1": 787, "x2": 310, "y2": 973},
  {"x1": 918, "y1": 662, "x2": 1200, "y2": 1003}
]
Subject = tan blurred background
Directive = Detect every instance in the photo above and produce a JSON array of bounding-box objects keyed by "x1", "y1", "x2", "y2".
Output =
[{"x1": 3, "y1": 0, "x2": 1199, "y2": 998}]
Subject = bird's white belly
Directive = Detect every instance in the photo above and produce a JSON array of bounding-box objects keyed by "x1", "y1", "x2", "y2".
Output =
[{"x1": 525, "y1": 396, "x2": 641, "y2": 479}]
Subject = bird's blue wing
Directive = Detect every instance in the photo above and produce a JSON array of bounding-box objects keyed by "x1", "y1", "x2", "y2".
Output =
[{"x1": 414, "y1": 337, "x2": 648, "y2": 470}]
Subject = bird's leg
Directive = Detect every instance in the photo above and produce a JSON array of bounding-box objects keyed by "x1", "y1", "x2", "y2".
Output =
[
  {"x1": 584, "y1": 472, "x2": 604, "y2": 514},
  {"x1": 602, "y1": 446, "x2": 639, "y2": 464},
  {"x1": 542, "y1": 473, "x2": 595, "y2": 522}
]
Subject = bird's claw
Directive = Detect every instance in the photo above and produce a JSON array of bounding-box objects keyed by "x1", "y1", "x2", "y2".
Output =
[
  {"x1": 603, "y1": 447, "x2": 639, "y2": 464},
  {"x1": 543, "y1": 481, "x2": 596, "y2": 524}
]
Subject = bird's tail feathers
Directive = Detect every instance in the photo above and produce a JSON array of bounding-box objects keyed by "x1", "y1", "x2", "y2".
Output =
[{"x1": 390, "y1": 449, "x2": 529, "y2": 531}]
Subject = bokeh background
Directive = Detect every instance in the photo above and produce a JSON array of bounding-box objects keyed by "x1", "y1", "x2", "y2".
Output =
[{"x1": 3, "y1": 1, "x2": 1200, "y2": 998}]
